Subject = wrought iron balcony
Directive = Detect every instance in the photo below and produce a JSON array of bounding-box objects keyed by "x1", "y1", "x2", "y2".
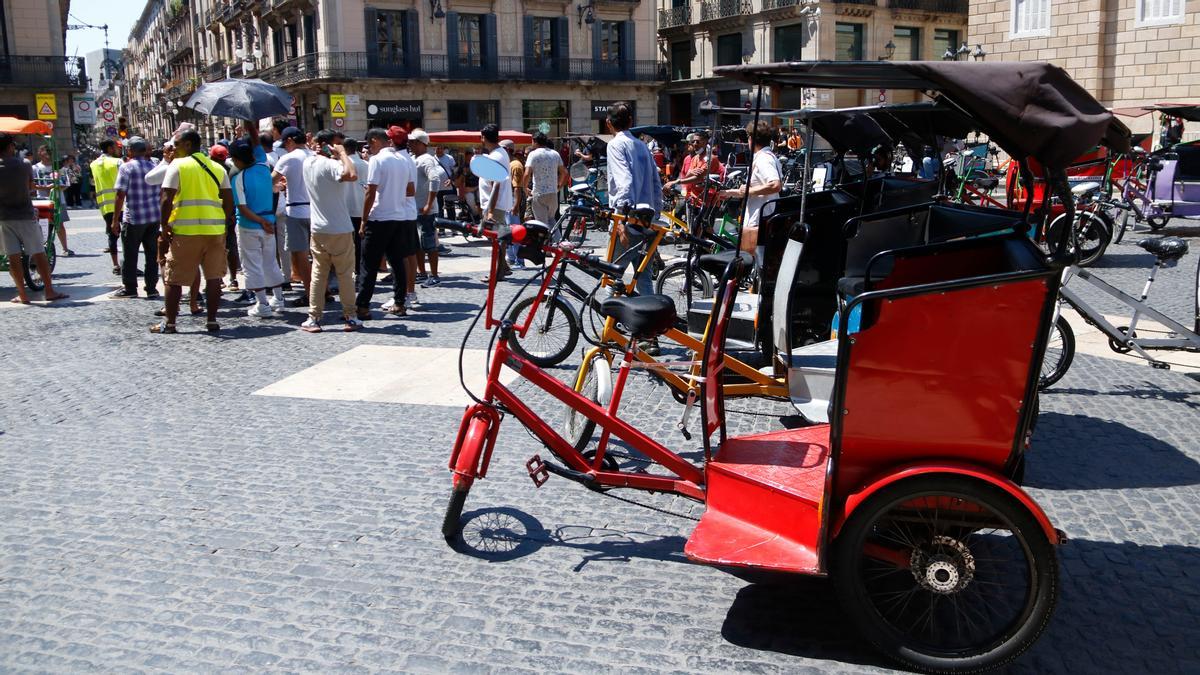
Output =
[
  {"x1": 658, "y1": 5, "x2": 693, "y2": 28},
  {"x1": 888, "y1": 0, "x2": 966, "y2": 11},
  {"x1": 700, "y1": 0, "x2": 751, "y2": 22},
  {"x1": 835, "y1": 0, "x2": 876, "y2": 5},
  {"x1": 0, "y1": 55, "x2": 86, "y2": 89}
]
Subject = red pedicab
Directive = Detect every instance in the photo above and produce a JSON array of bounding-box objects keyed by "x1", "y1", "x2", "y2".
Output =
[{"x1": 442, "y1": 61, "x2": 1123, "y2": 672}]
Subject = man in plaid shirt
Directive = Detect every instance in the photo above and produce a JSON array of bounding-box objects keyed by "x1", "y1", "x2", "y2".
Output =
[{"x1": 111, "y1": 137, "x2": 162, "y2": 298}]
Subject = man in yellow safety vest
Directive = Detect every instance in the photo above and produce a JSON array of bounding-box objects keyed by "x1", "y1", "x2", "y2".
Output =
[
  {"x1": 152, "y1": 129, "x2": 235, "y2": 334},
  {"x1": 90, "y1": 139, "x2": 122, "y2": 274}
]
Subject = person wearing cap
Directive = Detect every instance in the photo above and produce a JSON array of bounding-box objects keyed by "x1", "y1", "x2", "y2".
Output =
[
  {"x1": 408, "y1": 128, "x2": 444, "y2": 287},
  {"x1": 478, "y1": 124, "x2": 513, "y2": 280},
  {"x1": 91, "y1": 139, "x2": 123, "y2": 275},
  {"x1": 229, "y1": 138, "x2": 285, "y2": 318},
  {"x1": 271, "y1": 126, "x2": 314, "y2": 306},
  {"x1": 299, "y1": 129, "x2": 361, "y2": 332},
  {"x1": 110, "y1": 136, "x2": 162, "y2": 298},
  {"x1": 385, "y1": 125, "x2": 421, "y2": 307},
  {"x1": 152, "y1": 128, "x2": 234, "y2": 334},
  {"x1": 210, "y1": 143, "x2": 242, "y2": 293},
  {"x1": 356, "y1": 127, "x2": 415, "y2": 318}
]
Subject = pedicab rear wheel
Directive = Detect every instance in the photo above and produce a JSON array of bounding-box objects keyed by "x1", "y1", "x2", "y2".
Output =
[{"x1": 833, "y1": 475, "x2": 1058, "y2": 673}]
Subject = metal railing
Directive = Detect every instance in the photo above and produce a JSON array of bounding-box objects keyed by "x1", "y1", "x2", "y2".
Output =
[
  {"x1": 888, "y1": 0, "x2": 967, "y2": 11},
  {"x1": 255, "y1": 52, "x2": 667, "y2": 87},
  {"x1": 700, "y1": 0, "x2": 751, "y2": 21},
  {"x1": 834, "y1": 0, "x2": 876, "y2": 5},
  {"x1": 205, "y1": 60, "x2": 228, "y2": 81},
  {"x1": 762, "y1": 0, "x2": 805, "y2": 9},
  {"x1": 0, "y1": 55, "x2": 86, "y2": 88},
  {"x1": 658, "y1": 5, "x2": 693, "y2": 28}
]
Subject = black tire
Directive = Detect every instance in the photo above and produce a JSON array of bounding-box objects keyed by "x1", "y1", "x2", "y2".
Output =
[
  {"x1": 507, "y1": 294, "x2": 580, "y2": 368},
  {"x1": 1039, "y1": 315, "x2": 1074, "y2": 390},
  {"x1": 833, "y1": 474, "x2": 1059, "y2": 673},
  {"x1": 443, "y1": 486, "x2": 469, "y2": 545},
  {"x1": 563, "y1": 352, "x2": 605, "y2": 452},
  {"x1": 1147, "y1": 215, "x2": 1170, "y2": 230},
  {"x1": 655, "y1": 261, "x2": 713, "y2": 328},
  {"x1": 1113, "y1": 207, "x2": 1131, "y2": 244},
  {"x1": 1045, "y1": 212, "x2": 1110, "y2": 267},
  {"x1": 21, "y1": 254, "x2": 43, "y2": 292}
]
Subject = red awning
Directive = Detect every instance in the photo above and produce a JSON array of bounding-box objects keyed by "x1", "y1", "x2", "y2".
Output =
[{"x1": 0, "y1": 117, "x2": 53, "y2": 135}]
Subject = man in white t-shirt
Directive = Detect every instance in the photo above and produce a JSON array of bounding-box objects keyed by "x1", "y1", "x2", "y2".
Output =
[
  {"x1": 719, "y1": 120, "x2": 781, "y2": 259},
  {"x1": 409, "y1": 129, "x2": 447, "y2": 287},
  {"x1": 522, "y1": 132, "x2": 569, "y2": 225},
  {"x1": 435, "y1": 146, "x2": 456, "y2": 218},
  {"x1": 478, "y1": 124, "x2": 513, "y2": 280},
  {"x1": 356, "y1": 127, "x2": 415, "y2": 319},
  {"x1": 299, "y1": 130, "x2": 360, "y2": 333},
  {"x1": 271, "y1": 126, "x2": 314, "y2": 306}
]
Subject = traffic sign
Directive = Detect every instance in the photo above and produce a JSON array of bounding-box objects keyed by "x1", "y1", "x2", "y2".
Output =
[
  {"x1": 330, "y1": 94, "x2": 346, "y2": 118},
  {"x1": 102, "y1": 110, "x2": 115, "y2": 123},
  {"x1": 72, "y1": 93, "x2": 96, "y2": 124},
  {"x1": 101, "y1": 98, "x2": 114, "y2": 112},
  {"x1": 35, "y1": 94, "x2": 56, "y2": 120},
  {"x1": 105, "y1": 126, "x2": 117, "y2": 138},
  {"x1": 333, "y1": 117, "x2": 345, "y2": 129}
]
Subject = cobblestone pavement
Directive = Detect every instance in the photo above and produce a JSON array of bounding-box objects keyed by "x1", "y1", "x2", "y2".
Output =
[{"x1": 1, "y1": 210, "x2": 1198, "y2": 673}]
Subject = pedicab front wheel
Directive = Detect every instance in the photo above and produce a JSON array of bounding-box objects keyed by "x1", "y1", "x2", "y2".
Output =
[
  {"x1": 442, "y1": 486, "x2": 470, "y2": 545},
  {"x1": 833, "y1": 475, "x2": 1058, "y2": 673}
]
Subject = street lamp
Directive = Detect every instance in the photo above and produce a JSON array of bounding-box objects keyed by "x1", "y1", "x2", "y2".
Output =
[
  {"x1": 881, "y1": 40, "x2": 896, "y2": 61},
  {"x1": 429, "y1": 0, "x2": 446, "y2": 21},
  {"x1": 972, "y1": 44, "x2": 987, "y2": 61},
  {"x1": 942, "y1": 46, "x2": 956, "y2": 61},
  {"x1": 577, "y1": 0, "x2": 595, "y2": 28},
  {"x1": 956, "y1": 41, "x2": 971, "y2": 60}
]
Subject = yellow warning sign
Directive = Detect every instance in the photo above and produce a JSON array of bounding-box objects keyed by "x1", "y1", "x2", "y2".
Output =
[
  {"x1": 35, "y1": 93, "x2": 57, "y2": 120},
  {"x1": 330, "y1": 94, "x2": 346, "y2": 118}
]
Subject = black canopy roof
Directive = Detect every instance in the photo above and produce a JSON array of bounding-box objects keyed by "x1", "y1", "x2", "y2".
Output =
[{"x1": 713, "y1": 61, "x2": 1130, "y2": 167}]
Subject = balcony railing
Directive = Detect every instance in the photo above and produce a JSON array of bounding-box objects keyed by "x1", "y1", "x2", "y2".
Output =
[
  {"x1": 700, "y1": 0, "x2": 751, "y2": 21},
  {"x1": 0, "y1": 55, "x2": 86, "y2": 88},
  {"x1": 205, "y1": 60, "x2": 228, "y2": 81},
  {"x1": 888, "y1": 0, "x2": 967, "y2": 11},
  {"x1": 658, "y1": 5, "x2": 693, "y2": 28},
  {"x1": 762, "y1": 0, "x2": 806, "y2": 9},
  {"x1": 256, "y1": 52, "x2": 667, "y2": 87}
]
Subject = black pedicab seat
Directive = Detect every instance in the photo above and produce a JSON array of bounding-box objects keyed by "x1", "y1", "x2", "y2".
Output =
[
  {"x1": 698, "y1": 249, "x2": 755, "y2": 280},
  {"x1": 599, "y1": 294, "x2": 677, "y2": 339},
  {"x1": 1137, "y1": 236, "x2": 1188, "y2": 263}
]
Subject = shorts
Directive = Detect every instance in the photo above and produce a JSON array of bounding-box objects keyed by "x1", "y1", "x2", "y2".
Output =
[
  {"x1": 418, "y1": 214, "x2": 437, "y2": 252},
  {"x1": 165, "y1": 233, "x2": 227, "y2": 284},
  {"x1": 284, "y1": 216, "x2": 311, "y2": 252},
  {"x1": 0, "y1": 217, "x2": 44, "y2": 256},
  {"x1": 398, "y1": 220, "x2": 420, "y2": 257}
]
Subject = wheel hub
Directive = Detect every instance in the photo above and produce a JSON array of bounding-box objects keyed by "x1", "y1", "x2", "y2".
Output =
[{"x1": 911, "y1": 535, "x2": 975, "y2": 594}]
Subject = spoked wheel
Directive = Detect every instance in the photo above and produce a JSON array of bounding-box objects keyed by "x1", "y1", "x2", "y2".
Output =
[
  {"x1": 443, "y1": 486, "x2": 470, "y2": 545},
  {"x1": 1045, "y1": 212, "x2": 1110, "y2": 267},
  {"x1": 1108, "y1": 326, "x2": 1136, "y2": 354},
  {"x1": 1039, "y1": 315, "x2": 1074, "y2": 390},
  {"x1": 1147, "y1": 215, "x2": 1170, "y2": 230},
  {"x1": 655, "y1": 260, "x2": 713, "y2": 328},
  {"x1": 563, "y1": 351, "x2": 610, "y2": 452},
  {"x1": 507, "y1": 294, "x2": 580, "y2": 367},
  {"x1": 1113, "y1": 207, "x2": 1132, "y2": 244},
  {"x1": 834, "y1": 475, "x2": 1058, "y2": 673},
  {"x1": 22, "y1": 242, "x2": 54, "y2": 292}
]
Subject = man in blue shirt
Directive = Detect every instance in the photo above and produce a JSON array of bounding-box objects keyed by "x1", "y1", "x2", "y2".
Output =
[
  {"x1": 230, "y1": 139, "x2": 286, "y2": 318},
  {"x1": 604, "y1": 102, "x2": 661, "y2": 299},
  {"x1": 110, "y1": 137, "x2": 161, "y2": 298}
]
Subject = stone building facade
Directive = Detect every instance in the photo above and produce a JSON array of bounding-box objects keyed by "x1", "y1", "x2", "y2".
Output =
[
  {"x1": 657, "y1": 0, "x2": 969, "y2": 125},
  {"x1": 969, "y1": 0, "x2": 1200, "y2": 137},
  {"x1": 0, "y1": 0, "x2": 86, "y2": 152}
]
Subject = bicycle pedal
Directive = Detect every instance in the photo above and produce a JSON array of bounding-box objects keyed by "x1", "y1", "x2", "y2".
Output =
[
  {"x1": 1150, "y1": 361, "x2": 1171, "y2": 370},
  {"x1": 526, "y1": 455, "x2": 550, "y2": 487},
  {"x1": 679, "y1": 427, "x2": 692, "y2": 441}
]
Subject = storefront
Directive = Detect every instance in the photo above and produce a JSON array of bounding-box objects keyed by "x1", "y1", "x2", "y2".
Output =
[
  {"x1": 522, "y1": 100, "x2": 569, "y2": 138},
  {"x1": 366, "y1": 100, "x2": 424, "y2": 131},
  {"x1": 590, "y1": 99, "x2": 637, "y2": 132}
]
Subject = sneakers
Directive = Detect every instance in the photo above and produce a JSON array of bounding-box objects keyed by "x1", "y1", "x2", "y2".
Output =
[
  {"x1": 300, "y1": 317, "x2": 322, "y2": 333},
  {"x1": 415, "y1": 272, "x2": 428, "y2": 282},
  {"x1": 247, "y1": 303, "x2": 275, "y2": 319},
  {"x1": 380, "y1": 299, "x2": 407, "y2": 316},
  {"x1": 381, "y1": 299, "x2": 399, "y2": 313},
  {"x1": 109, "y1": 288, "x2": 137, "y2": 298},
  {"x1": 343, "y1": 317, "x2": 362, "y2": 332},
  {"x1": 421, "y1": 276, "x2": 440, "y2": 288},
  {"x1": 406, "y1": 292, "x2": 420, "y2": 307},
  {"x1": 268, "y1": 296, "x2": 284, "y2": 312}
]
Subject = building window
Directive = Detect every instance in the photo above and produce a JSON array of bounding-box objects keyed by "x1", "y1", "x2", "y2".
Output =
[
  {"x1": 531, "y1": 18, "x2": 554, "y2": 67},
  {"x1": 523, "y1": 100, "x2": 569, "y2": 138},
  {"x1": 458, "y1": 14, "x2": 483, "y2": 69},
  {"x1": 716, "y1": 33, "x2": 743, "y2": 67},
  {"x1": 835, "y1": 23, "x2": 864, "y2": 61},
  {"x1": 671, "y1": 41, "x2": 691, "y2": 80},
  {"x1": 448, "y1": 100, "x2": 499, "y2": 130},
  {"x1": 1011, "y1": 0, "x2": 1051, "y2": 38},
  {"x1": 1137, "y1": 0, "x2": 1185, "y2": 26},
  {"x1": 774, "y1": 24, "x2": 806, "y2": 62},
  {"x1": 376, "y1": 11, "x2": 406, "y2": 69},
  {"x1": 893, "y1": 26, "x2": 920, "y2": 60},
  {"x1": 598, "y1": 21, "x2": 623, "y2": 64},
  {"x1": 303, "y1": 14, "x2": 316, "y2": 54},
  {"x1": 933, "y1": 29, "x2": 959, "y2": 60}
]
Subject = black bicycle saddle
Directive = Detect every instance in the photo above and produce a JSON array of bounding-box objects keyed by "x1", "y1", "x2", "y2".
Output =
[
  {"x1": 1137, "y1": 237, "x2": 1189, "y2": 262},
  {"x1": 599, "y1": 295, "x2": 677, "y2": 339},
  {"x1": 698, "y1": 249, "x2": 755, "y2": 281}
]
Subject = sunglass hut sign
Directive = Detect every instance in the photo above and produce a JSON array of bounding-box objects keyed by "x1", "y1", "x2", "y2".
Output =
[{"x1": 366, "y1": 101, "x2": 424, "y2": 119}]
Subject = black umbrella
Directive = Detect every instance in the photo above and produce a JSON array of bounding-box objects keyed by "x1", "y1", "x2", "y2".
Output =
[{"x1": 184, "y1": 78, "x2": 291, "y2": 121}]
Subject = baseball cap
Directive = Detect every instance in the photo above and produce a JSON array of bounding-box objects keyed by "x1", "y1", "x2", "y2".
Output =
[
  {"x1": 209, "y1": 144, "x2": 229, "y2": 161},
  {"x1": 408, "y1": 128, "x2": 430, "y2": 145},
  {"x1": 386, "y1": 125, "x2": 408, "y2": 145},
  {"x1": 126, "y1": 136, "x2": 148, "y2": 152},
  {"x1": 229, "y1": 138, "x2": 255, "y2": 164},
  {"x1": 280, "y1": 126, "x2": 304, "y2": 143},
  {"x1": 499, "y1": 139, "x2": 515, "y2": 150},
  {"x1": 686, "y1": 133, "x2": 701, "y2": 143}
]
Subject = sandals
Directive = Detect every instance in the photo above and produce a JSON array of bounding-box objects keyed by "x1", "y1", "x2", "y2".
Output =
[
  {"x1": 149, "y1": 321, "x2": 177, "y2": 334},
  {"x1": 155, "y1": 306, "x2": 204, "y2": 317}
]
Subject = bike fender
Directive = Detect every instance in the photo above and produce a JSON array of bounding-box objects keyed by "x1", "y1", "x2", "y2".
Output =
[
  {"x1": 594, "y1": 355, "x2": 613, "y2": 407},
  {"x1": 834, "y1": 461, "x2": 1062, "y2": 545},
  {"x1": 449, "y1": 404, "x2": 501, "y2": 488}
]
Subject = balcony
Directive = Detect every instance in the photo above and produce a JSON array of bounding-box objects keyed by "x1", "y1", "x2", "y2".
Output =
[
  {"x1": 0, "y1": 55, "x2": 86, "y2": 89},
  {"x1": 256, "y1": 52, "x2": 667, "y2": 88},
  {"x1": 888, "y1": 0, "x2": 967, "y2": 11},
  {"x1": 700, "y1": 0, "x2": 752, "y2": 21},
  {"x1": 658, "y1": 5, "x2": 693, "y2": 28},
  {"x1": 205, "y1": 60, "x2": 229, "y2": 81}
]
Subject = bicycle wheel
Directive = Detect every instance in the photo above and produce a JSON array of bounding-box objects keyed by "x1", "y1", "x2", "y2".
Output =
[
  {"x1": 507, "y1": 294, "x2": 580, "y2": 368},
  {"x1": 1039, "y1": 314, "x2": 1074, "y2": 390},
  {"x1": 1113, "y1": 207, "x2": 1132, "y2": 244},
  {"x1": 563, "y1": 351, "x2": 609, "y2": 452},
  {"x1": 1147, "y1": 215, "x2": 1170, "y2": 230},
  {"x1": 833, "y1": 475, "x2": 1058, "y2": 673},
  {"x1": 655, "y1": 260, "x2": 713, "y2": 327},
  {"x1": 1047, "y1": 211, "x2": 1110, "y2": 267}
]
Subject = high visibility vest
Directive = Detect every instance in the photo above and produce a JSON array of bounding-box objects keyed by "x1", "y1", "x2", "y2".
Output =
[
  {"x1": 169, "y1": 153, "x2": 228, "y2": 236},
  {"x1": 90, "y1": 155, "x2": 121, "y2": 215}
]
